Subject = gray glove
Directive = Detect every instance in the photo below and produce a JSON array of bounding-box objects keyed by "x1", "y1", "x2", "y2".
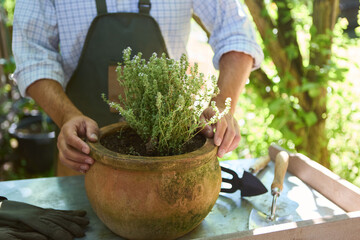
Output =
[
  {"x1": 0, "y1": 200, "x2": 89, "y2": 240},
  {"x1": 0, "y1": 226, "x2": 47, "y2": 240}
]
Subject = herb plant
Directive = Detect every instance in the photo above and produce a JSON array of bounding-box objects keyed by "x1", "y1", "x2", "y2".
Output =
[{"x1": 103, "y1": 47, "x2": 230, "y2": 156}]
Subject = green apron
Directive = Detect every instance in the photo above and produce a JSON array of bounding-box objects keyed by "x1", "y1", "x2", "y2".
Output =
[{"x1": 66, "y1": 0, "x2": 168, "y2": 127}]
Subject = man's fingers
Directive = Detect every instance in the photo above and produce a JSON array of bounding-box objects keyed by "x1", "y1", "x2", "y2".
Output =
[
  {"x1": 227, "y1": 120, "x2": 241, "y2": 152},
  {"x1": 85, "y1": 119, "x2": 99, "y2": 142},
  {"x1": 214, "y1": 118, "x2": 227, "y2": 147},
  {"x1": 57, "y1": 115, "x2": 99, "y2": 173},
  {"x1": 57, "y1": 131, "x2": 94, "y2": 162},
  {"x1": 58, "y1": 151, "x2": 90, "y2": 173},
  {"x1": 215, "y1": 116, "x2": 241, "y2": 158},
  {"x1": 217, "y1": 128, "x2": 234, "y2": 158},
  {"x1": 62, "y1": 116, "x2": 99, "y2": 153},
  {"x1": 65, "y1": 131, "x2": 90, "y2": 154},
  {"x1": 57, "y1": 134, "x2": 93, "y2": 173},
  {"x1": 199, "y1": 114, "x2": 214, "y2": 138},
  {"x1": 58, "y1": 138, "x2": 90, "y2": 159}
]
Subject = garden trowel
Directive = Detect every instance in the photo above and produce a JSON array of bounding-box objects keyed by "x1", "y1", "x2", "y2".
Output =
[
  {"x1": 249, "y1": 155, "x2": 271, "y2": 174},
  {"x1": 249, "y1": 151, "x2": 292, "y2": 229},
  {"x1": 220, "y1": 156, "x2": 270, "y2": 197}
]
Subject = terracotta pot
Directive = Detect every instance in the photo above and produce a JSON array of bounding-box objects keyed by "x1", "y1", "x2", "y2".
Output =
[{"x1": 85, "y1": 122, "x2": 221, "y2": 240}]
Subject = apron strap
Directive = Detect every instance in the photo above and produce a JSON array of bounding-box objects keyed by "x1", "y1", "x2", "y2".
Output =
[
  {"x1": 138, "y1": 0, "x2": 151, "y2": 15},
  {"x1": 95, "y1": 0, "x2": 108, "y2": 15}
]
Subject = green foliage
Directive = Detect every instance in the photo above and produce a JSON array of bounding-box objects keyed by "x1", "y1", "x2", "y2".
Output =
[
  {"x1": 327, "y1": 60, "x2": 360, "y2": 186},
  {"x1": 229, "y1": 93, "x2": 284, "y2": 159},
  {"x1": 1, "y1": 0, "x2": 16, "y2": 25},
  {"x1": 0, "y1": 36, "x2": 54, "y2": 179},
  {"x1": 103, "y1": 48, "x2": 230, "y2": 156},
  {"x1": 0, "y1": 57, "x2": 16, "y2": 164},
  {"x1": 227, "y1": 0, "x2": 360, "y2": 186}
]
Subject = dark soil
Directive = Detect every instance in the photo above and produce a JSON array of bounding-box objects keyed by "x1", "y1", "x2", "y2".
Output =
[{"x1": 100, "y1": 128, "x2": 206, "y2": 156}]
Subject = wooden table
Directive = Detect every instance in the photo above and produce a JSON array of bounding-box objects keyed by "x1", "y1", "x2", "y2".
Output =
[{"x1": 1, "y1": 145, "x2": 360, "y2": 239}]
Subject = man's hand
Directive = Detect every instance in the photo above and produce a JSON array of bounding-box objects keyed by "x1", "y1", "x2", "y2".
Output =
[
  {"x1": 26, "y1": 79, "x2": 99, "y2": 174},
  {"x1": 200, "y1": 106, "x2": 241, "y2": 158},
  {"x1": 200, "y1": 51, "x2": 253, "y2": 158},
  {"x1": 0, "y1": 200, "x2": 89, "y2": 240},
  {"x1": 57, "y1": 115, "x2": 99, "y2": 173}
]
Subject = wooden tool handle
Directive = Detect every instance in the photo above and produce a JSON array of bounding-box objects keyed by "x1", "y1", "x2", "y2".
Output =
[
  {"x1": 271, "y1": 151, "x2": 289, "y2": 192},
  {"x1": 249, "y1": 155, "x2": 271, "y2": 174}
]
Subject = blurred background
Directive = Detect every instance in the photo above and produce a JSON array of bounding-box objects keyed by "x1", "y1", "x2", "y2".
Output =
[{"x1": 1, "y1": 0, "x2": 359, "y2": 187}]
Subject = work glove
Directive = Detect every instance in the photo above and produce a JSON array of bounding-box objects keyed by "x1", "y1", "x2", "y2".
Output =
[
  {"x1": 0, "y1": 200, "x2": 89, "y2": 240},
  {"x1": 0, "y1": 226, "x2": 47, "y2": 240}
]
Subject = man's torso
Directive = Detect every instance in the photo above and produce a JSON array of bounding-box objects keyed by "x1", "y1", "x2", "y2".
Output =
[{"x1": 54, "y1": 0, "x2": 193, "y2": 85}]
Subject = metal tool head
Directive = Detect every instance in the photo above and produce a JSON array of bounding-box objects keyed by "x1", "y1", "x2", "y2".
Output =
[
  {"x1": 249, "y1": 208, "x2": 293, "y2": 229},
  {"x1": 221, "y1": 167, "x2": 268, "y2": 197}
]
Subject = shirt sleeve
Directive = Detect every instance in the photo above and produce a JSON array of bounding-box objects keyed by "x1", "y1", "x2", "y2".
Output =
[
  {"x1": 12, "y1": 0, "x2": 65, "y2": 97},
  {"x1": 193, "y1": 0, "x2": 264, "y2": 70}
]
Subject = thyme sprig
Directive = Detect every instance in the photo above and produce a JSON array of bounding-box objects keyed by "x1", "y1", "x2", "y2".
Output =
[{"x1": 103, "y1": 47, "x2": 230, "y2": 155}]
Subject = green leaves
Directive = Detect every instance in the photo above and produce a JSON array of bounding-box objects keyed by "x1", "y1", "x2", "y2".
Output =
[
  {"x1": 268, "y1": 98, "x2": 285, "y2": 115},
  {"x1": 231, "y1": 0, "x2": 360, "y2": 184},
  {"x1": 301, "y1": 111, "x2": 318, "y2": 127},
  {"x1": 103, "y1": 47, "x2": 224, "y2": 155},
  {"x1": 284, "y1": 44, "x2": 299, "y2": 60}
]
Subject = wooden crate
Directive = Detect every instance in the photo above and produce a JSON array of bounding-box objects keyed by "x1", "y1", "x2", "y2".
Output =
[{"x1": 206, "y1": 145, "x2": 360, "y2": 240}]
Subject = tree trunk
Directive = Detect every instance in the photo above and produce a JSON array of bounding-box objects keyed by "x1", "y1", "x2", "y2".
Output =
[
  {"x1": 0, "y1": 6, "x2": 11, "y2": 84},
  {"x1": 245, "y1": 0, "x2": 339, "y2": 168},
  {"x1": 304, "y1": 0, "x2": 339, "y2": 168},
  {"x1": 0, "y1": 6, "x2": 13, "y2": 102}
]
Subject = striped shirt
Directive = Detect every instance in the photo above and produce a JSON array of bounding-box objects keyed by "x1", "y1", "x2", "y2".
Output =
[{"x1": 12, "y1": 0, "x2": 263, "y2": 97}]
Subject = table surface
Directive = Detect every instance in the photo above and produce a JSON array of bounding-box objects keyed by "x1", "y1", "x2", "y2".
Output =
[{"x1": 1, "y1": 159, "x2": 345, "y2": 239}]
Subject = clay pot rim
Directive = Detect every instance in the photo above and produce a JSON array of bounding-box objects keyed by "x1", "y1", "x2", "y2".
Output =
[{"x1": 88, "y1": 121, "x2": 218, "y2": 171}]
